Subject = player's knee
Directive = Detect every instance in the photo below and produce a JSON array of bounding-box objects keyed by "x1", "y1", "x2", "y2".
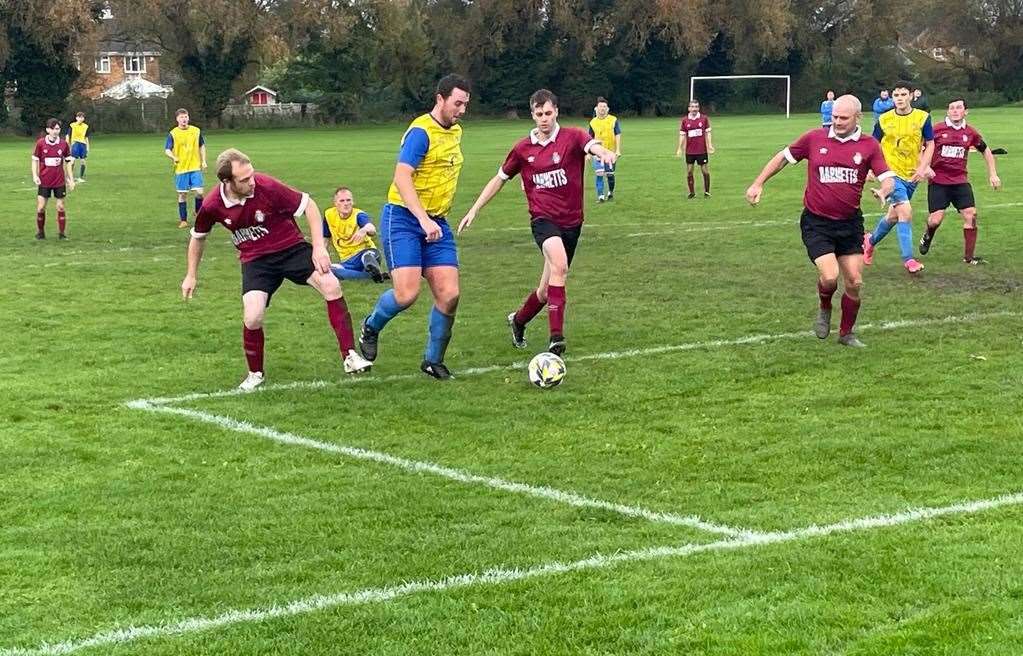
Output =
[
  {"x1": 393, "y1": 286, "x2": 419, "y2": 307},
  {"x1": 549, "y1": 261, "x2": 569, "y2": 280},
  {"x1": 963, "y1": 210, "x2": 977, "y2": 227},
  {"x1": 243, "y1": 313, "x2": 264, "y2": 330},
  {"x1": 317, "y1": 272, "x2": 342, "y2": 299},
  {"x1": 435, "y1": 286, "x2": 460, "y2": 313},
  {"x1": 845, "y1": 276, "x2": 863, "y2": 295},
  {"x1": 820, "y1": 273, "x2": 839, "y2": 290}
]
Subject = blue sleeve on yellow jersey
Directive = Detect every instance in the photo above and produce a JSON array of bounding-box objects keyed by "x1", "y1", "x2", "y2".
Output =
[
  {"x1": 588, "y1": 126, "x2": 595, "y2": 137},
  {"x1": 397, "y1": 127, "x2": 429, "y2": 168},
  {"x1": 921, "y1": 116, "x2": 933, "y2": 141},
  {"x1": 355, "y1": 211, "x2": 372, "y2": 228},
  {"x1": 165, "y1": 133, "x2": 174, "y2": 150},
  {"x1": 198, "y1": 131, "x2": 205, "y2": 146},
  {"x1": 872, "y1": 122, "x2": 883, "y2": 141},
  {"x1": 323, "y1": 221, "x2": 332, "y2": 238},
  {"x1": 613, "y1": 119, "x2": 620, "y2": 135}
]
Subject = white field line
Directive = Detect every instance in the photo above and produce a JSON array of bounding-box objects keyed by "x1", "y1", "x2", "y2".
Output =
[
  {"x1": 132, "y1": 310, "x2": 1019, "y2": 407},
  {"x1": 127, "y1": 400, "x2": 744, "y2": 537},
  {"x1": 6, "y1": 491, "x2": 1022, "y2": 656},
  {"x1": 986, "y1": 202, "x2": 1023, "y2": 209}
]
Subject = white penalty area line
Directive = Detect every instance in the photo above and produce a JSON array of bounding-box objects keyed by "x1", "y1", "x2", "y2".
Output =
[
  {"x1": 126, "y1": 400, "x2": 744, "y2": 537},
  {"x1": 134, "y1": 310, "x2": 1019, "y2": 407},
  {"x1": 7, "y1": 491, "x2": 1022, "y2": 656},
  {"x1": 473, "y1": 218, "x2": 790, "y2": 236}
]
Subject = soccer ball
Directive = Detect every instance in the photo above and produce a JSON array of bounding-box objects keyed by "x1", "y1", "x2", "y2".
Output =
[{"x1": 528, "y1": 352, "x2": 566, "y2": 388}]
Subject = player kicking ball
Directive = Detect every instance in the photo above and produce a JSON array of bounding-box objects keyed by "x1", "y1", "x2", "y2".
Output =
[
  {"x1": 181, "y1": 149, "x2": 371, "y2": 391},
  {"x1": 458, "y1": 88, "x2": 617, "y2": 355}
]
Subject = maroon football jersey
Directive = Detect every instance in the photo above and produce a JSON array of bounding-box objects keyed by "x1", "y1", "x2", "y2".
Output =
[
  {"x1": 33, "y1": 137, "x2": 71, "y2": 188},
  {"x1": 930, "y1": 119, "x2": 986, "y2": 186},
  {"x1": 784, "y1": 128, "x2": 892, "y2": 220},
  {"x1": 498, "y1": 125, "x2": 596, "y2": 229},
  {"x1": 680, "y1": 113, "x2": 711, "y2": 155},
  {"x1": 193, "y1": 173, "x2": 309, "y2": 263}
]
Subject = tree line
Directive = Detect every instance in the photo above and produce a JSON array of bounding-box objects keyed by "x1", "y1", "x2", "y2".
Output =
[{"x1": 2, "y1": 0, "x2": 1020, "y2": 133}]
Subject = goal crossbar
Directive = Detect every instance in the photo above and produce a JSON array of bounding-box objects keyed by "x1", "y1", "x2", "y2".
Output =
[{"x1": 689, "y1": 75, "x2": 791, "y2": 118}]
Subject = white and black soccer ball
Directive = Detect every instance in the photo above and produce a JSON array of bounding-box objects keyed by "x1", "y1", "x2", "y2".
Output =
[{"x1": 528, "y1": 352, "x2": 566, "y2": 388}]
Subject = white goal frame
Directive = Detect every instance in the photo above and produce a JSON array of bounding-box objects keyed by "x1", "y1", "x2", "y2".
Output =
[{"x1": 689, "y1": 75, "x2": 791, "y2": 118}]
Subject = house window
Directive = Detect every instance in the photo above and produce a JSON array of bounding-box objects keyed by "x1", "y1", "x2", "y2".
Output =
[
  {"x1": 123, "y1": 55, "x2": 146, "y2": 74},
  {"x1": 95, "y1": 56, "x2": 111, "y2": 74}
]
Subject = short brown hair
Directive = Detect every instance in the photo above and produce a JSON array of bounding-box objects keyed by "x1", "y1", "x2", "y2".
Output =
[
  {"x1": 334, "y1": 186, "x2": 352, "y2": 197},
  {"x1": 75, "y1": 111, "x2": 85, "y2": 118},
  {"x1": 436, "y1": 74, "x2": 470, "y2": 99},
  {"x1": 596, "y1": 96, "x2": 608, "y2": 105},
  {"x1": 529, "y1": 89, "x2": 558, "y2": 109},
  {"x1": 175, "y1": 108, "x2": 189, "y2": 117},
  {"x1": 45, "y1": 118, "x2": 61, "y2": 130},
  {"x1": 216, "y1": 148, "x2": 251, "y2": 182}
]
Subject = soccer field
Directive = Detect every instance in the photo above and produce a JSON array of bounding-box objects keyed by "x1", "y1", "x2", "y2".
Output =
[{"x1": 2, "y1": 110, "x2": 1022, "y2": 655}]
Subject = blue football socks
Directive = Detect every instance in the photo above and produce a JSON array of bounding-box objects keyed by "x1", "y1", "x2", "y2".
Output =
[
  {"x1": 424, "y1": 306, "x2": 454, "y2": 364},
  {"x1": 870, "y1": 215, "x2": 894, "y2": 245},
  {"x1": 366, "y1": 288, "x2": 407, "y2": 332},
  {"x1": 896, "y1": 221, "x2": 914, "y2": 262}
]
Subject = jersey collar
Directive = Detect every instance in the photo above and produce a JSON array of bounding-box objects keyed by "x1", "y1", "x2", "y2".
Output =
[
  {"x1": 220, "y1": 182, "x2": 255, "y2": 207},
  {"x1": 44, "y1": 136, "x2": 60, "y2": 145},
  {"x1": 827, "y1": 126, "x2": 862, "y2": 143},
  {"x1": 687, "y1": 112, "x2": 701, "y2": 120},
  {"x1": 945, "y1": 117, "x2": 967, "y2": 130},
  {"x1": 530, "y1": 123, "x2": 560, "y2": 145}
]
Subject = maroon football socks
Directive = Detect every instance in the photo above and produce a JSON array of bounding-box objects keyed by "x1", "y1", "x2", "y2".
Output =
[
  {"x1": 326, "y1": 298, "x2": 355, "y2": 353},
  {"x1": 243, "y1": 326, "x2": 265, "y2": 373}
]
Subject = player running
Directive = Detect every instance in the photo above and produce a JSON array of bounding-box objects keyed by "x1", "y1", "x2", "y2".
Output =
[
  {"x1": 919, "y1": 98, "x2": 1002, "y2": 264},
  {"x1": 862, "y1": 81, "x2": 934, "y2": 273},
  {"x1": 746, "y1": 95, "x2": 894, "y2": 348},
  {"x1": 457, "y1": 88, "x2": 618, "y2": 355},
  {"x1": 359, "y1": 74, "x2": 471, "y2": 380}
]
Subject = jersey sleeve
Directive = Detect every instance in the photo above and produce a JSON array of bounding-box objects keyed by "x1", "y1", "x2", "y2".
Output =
[
  {"x1": 782, "y1": 131, "x2": 812, "y2": 164},
  {"x1": 579, "y1": 127, "x2": 599, "y2": 153},
  {"x1": 264, "y1": 176, "x2": 309, "y2": 217},
  {"x1": 588, "y1": 124, "x2": 595, "y2": 138},
  {"x1": 973, "y1": 131, "x2": 988, "y2": 152},
  {"x1": 165, "y1": 133, "x2": 174, "y2": 150},
  {"x1": 704, "y1": 116, "x2": 711, "y2": 131},
  {"x1": 613, "y1": 119, "x2": 621, "y2": 135},
  {"x1": 32, "y1": 141, "x2": 42, "y2": 160},
  {"x1": 355, "y1": 211, "x2": 372, "y2": 228},
  {"x1": 191, "y1": 203, "x2": 216, "y2": 238},
  {"x1": 498, "y1": 147, "x2": 521, "y2": 180},
  {"x1": 198, "y1": 131, "x2": 205, "y2": 146},
  {"x1": 397, "y1": 127, "x2": 430, "y2": 168},
  {"x1": 62, "y1": 140, "x2": 73, "y2": 161},
  {"x1": 921, "y1": 116, "x2": 934, "y2": 141},
  {"x1": 872, "y1": 122, "x2": 884, "y2": 141}
]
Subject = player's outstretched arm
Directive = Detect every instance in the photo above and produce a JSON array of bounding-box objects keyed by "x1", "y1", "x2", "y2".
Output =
[
  {"x1": 745, "y1": 152, "x2": 788, "y2": 205},
  {"x1": 181, "y1": 237, "x2": 206, "y2": 299},
  {"x1": 458, "y1": 173, "x2": 507, "y2": 234},
  {"x1": 302, "y1": 198, "x2": 332, "y2": 275}
]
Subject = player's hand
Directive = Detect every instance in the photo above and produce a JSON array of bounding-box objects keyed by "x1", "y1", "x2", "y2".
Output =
[
  {"x1": 870, "y1": 187, "x2": 889, "y2": 207},
  {"x1": 990, "y1": 174, "x2": 1002, "y2": 190},
  {"x1": 347, "y1": 227, "x2": 368, "y2": 244},
  {"x1": 181, "y1": 275, "x2": 197, "y2": 300},
  {"x1": 708, "y1": 145, "x2": 716, "y2": 154},
  {"x1": 601, "y1": 151, "x2": 617, "y2": 167},
  {"x1": 745, "y1": 184, "x2": 763, "y2": 206},
  {"x1": 66, "y1": 179, "x2": 76, "y2": 192},
  {"x1": 866, "y1": 171, "x2": 876, "y2": 182},
  {"x1": 311, "y1": 244, "x2": 332, "y2": 274},
  {"x1": 675, "y1": 149, "x2": 682, "y2": 158},
  {"x1": 420, "y1": 217, "x2": 442, "y2": 242},
  {"x1": 201, "y1": 161, "x2": 208, "y2": 170},
  {"x1": 32, "y1": 176, "x2": 41, "y2": 186},
  {"x1": 457, "y1": 210, "x2": 477, "y2": 235}
]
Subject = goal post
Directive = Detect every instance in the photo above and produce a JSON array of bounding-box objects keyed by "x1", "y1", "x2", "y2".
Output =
[{"x1": 689, "y1": 75, "x2": 791, "y2": 118}]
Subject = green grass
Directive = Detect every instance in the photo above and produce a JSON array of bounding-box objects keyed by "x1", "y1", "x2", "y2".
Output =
[{"x1": 2, "y1": 109, "x2": 1022, "y2": 655}]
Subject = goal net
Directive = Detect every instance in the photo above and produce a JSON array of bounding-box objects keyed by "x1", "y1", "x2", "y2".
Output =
[{"x1": 689, "y1": 75, "x2": 791, "y2": 118}]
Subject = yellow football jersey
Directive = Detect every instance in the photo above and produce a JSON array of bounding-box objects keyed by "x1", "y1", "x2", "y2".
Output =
[
  {"x1": 588, "y1": 115, "x2": 619, "y2": 150},
  {"x1": 167, "y1": 125, "x2": 204, "y2": 174},
  {"x1": 874, "y1": 109, "x2": 933, "y2": 179},
  {"x1": 386, "y1": 114, "x2": 464, "y2": 217},
  {"x1": 69, "y1": 122, "x2": 89, "y2": 145},
  {"x1": 324, "y1": 206, "x2": 378, "y2": 261}
]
